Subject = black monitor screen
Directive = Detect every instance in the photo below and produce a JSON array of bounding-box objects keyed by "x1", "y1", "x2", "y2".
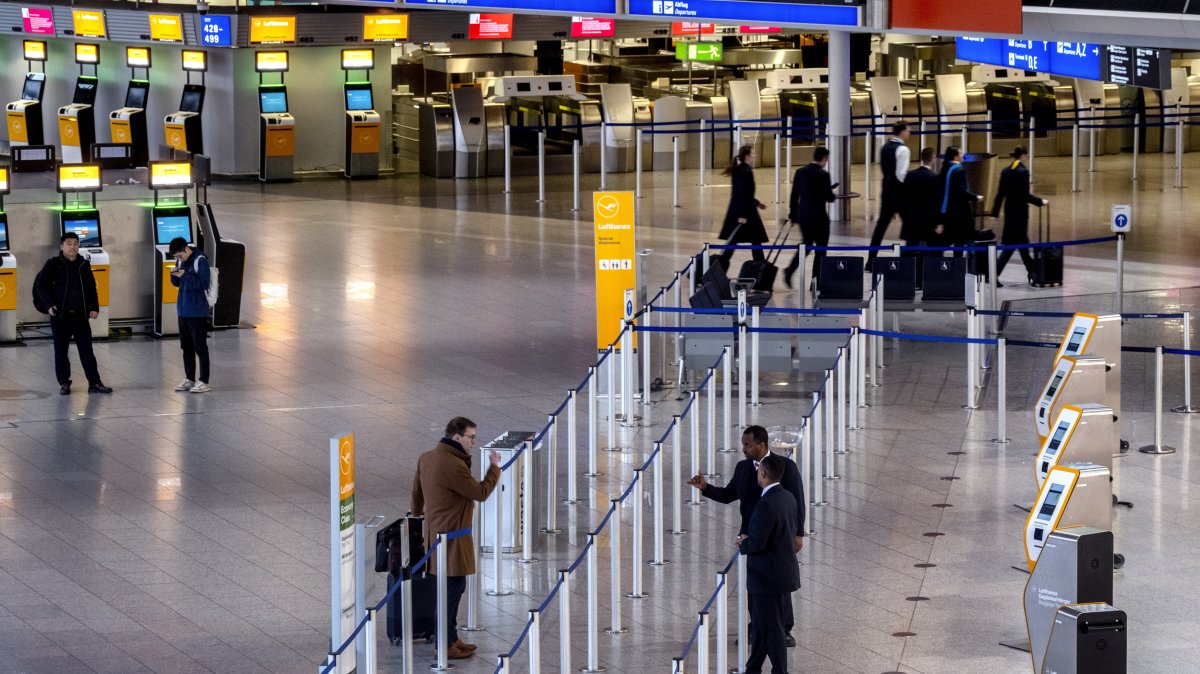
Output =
[
  {"x1": 260, "y1": 90, "x2": 287, "y2": 114},
  {"x1": 1065, "y1": 327, "x2": 1087, "y2": 354},
  {"x1": 64, "y1": 218, "x2": 102, "y2": 247},
  {"x1": 125, "y1": 84, "x2": 148, "y2": 109},
  {"x1": 0, "y1": 221, "x2": 8, "y2": 251},
  {"x1": 21, "y1": 77, "x2": 43, "y2": 101},
  {"x1": 345, "y1": 88, "x2": 373, "y2": 111},
  {"x1": 73, "y1": 80, "x2": 97, "y2": 105},
  {"x1": 180, "y1": 88, "x2": 203, "y2": 113},
  {"x1": 154, "y1": 214, "x2": 192, "y2": 246},
  {"x1": 1038, "y1": 484, "x2": 1065, "y2": 519}
]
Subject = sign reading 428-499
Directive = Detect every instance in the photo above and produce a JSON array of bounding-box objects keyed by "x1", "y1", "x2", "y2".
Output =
[{"x1": 200, "y1": 15, "x2": 232, "y2": 47}]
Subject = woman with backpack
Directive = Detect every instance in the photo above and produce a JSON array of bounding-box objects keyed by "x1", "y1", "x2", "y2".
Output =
[{"x1": 168, "y1": 237, "x2": 212, "y2": 393}]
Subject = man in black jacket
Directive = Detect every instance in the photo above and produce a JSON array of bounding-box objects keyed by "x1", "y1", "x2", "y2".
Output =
[
  {"x1": 989, "y1": 146, "x2": 1047, "y2": 286},
  {"x1": 901, "y1": 147, "x2": 941, "y2": 252},
  {"x1": 867, "y1": 121, "x2": 912, "y2": 270},
  {"x1": 736, "y1": 454, "x2": 801, "y2": 674},
  {"x1": 783, "y1": 147, "x2": 837, "y2": 288},
  {"x1": 938, "y1": 146, "x2": 982, "y2": 257},
  {"x1": 689, "y1": 425, "x2": 805, "y2": 646},
  {"x1": 32, "y1": 232, "x2": 113, "y2": 395}
]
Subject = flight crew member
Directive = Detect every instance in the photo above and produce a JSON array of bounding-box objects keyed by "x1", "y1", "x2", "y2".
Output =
[
  {"x1": 688, "y1": 425, "x2": 805, "y2": 647},
  {"x1": 736, "y1": 454, "x2": 802, "y2": 674},
  {"x1": 783, "y1": 147, "x2": 837, "y2": 289},
  {"x1": 718, "y1": 145, "x2": 769, "y2": 269},
  {"x1": 867, "y1": 121, "x2": 911, "y2": 270},
  {"x1": 988, "y1": 146, "x2": 1047, "y2": 286},
  {"x1": 901, "y1": 147, "x2": 942, "y2": 254},
  {"x1": 32, "y1": 232, "x2": 113, "y2": 395},
  {"x1": 938, "y1": 146, "x2": 983, "y2": 256}
]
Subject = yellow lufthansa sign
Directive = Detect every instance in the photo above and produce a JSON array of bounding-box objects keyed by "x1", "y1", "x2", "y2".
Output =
[
  {"x1": 75, "y1": 43, "x2": 99, "y2": 64},
  {"x1": 363, "y1": 14, "x2": 408, "y2": 42},
  {"x1": 58, "y1": 116, "x2": 81, "y2": 147},
  {"x1": 110, "y1": 118, "x2": 131, "y2": 143},
  {"x1": 58, "y1": 164, "x2": 101, "y2": 191},
  {"x1": 149, "y1": 14, "x2": 184, "y2": 43},
  {"x1": 7, "y1": 112, "x2": 28, "y2": 143},
  {"x1": 593, "y1": 191, "x2": 637, "y2": 351},
  {"x1": 150, "y1": 162, "x2": 192, "y2": 188},
  {"x1": 338, "y1": 434, "x2": 355, "y2": 501},
  {"x1": 72, "y1": 10, "x2": 106, "y2": 39},
  {"x1": 23, "y1": 40, "x2": 46, "y2": 62},
  {"x1": 181, "y1": 50, "x2": 207, "y2": 72},
  {"x1": 126, "y1": 47, "x2": 150, "y2": 68},
  {"x1": 249, "y1": 16, "x2": 296, "y2": 45},
  {"x1": 164, "y1": 123, "x2": 188, "y2": 151}
]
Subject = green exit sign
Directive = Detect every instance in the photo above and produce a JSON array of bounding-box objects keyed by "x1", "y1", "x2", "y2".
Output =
[{"x1": 675, "y1": 42, "x2": 723, "y2": 62}]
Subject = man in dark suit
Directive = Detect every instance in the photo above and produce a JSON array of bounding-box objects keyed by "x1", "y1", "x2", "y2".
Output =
[
  {"x1": 736, "y1": 454, "x2": 801, "y2": 674},
  {"x1": 988, "y1": 146, "x2": 1047, "y2": 286},
  {"x1": 688, "y1": 425, "x2": 805, "y2": 646},
  {"x1": 867, "y1": 121, "x2": 912, "y2": 271},
  {"x1": 938, "y1": 146, "x2": 983, "y2": 257},
  {"x1": 782, "y1": 147, "x2": 837, "y2": 289},
  {"x1": 901, "y1": 147, "x2": 941, "y2": 253}
]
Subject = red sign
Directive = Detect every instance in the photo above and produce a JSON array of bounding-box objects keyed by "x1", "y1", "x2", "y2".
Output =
[
  {"x1": 21, "y1": 7, "x2": 55, "y2": 35},
  {"x1": 890, "y1": 0, "x2": 1020, "y2": 34},
  {"x1": 740, "y1": 25, "x2": 781, "y2": 34},
  {"x1": 671, "y1": 21, "x2": 714, "y2": 36},
  {"x1": 469, "y1": 13, "x2": 513, "y2": 40},
  {"x1": 571, "y1": 16, "x2": 614, "y2": 38}
]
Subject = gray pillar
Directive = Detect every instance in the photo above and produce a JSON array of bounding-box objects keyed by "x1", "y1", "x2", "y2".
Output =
[{"x1": 828, "y1": 30, "x2": 852, "y2": 223}]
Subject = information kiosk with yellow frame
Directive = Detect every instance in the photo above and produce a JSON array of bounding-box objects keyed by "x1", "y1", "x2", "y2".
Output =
[
  {"x1": 1034, "y1": 403, "x2": 1115, "y2": 491},
  {"x1": 0, "y1": 169, "x2": 16, "y2": 343},
  {"x1": 255, "y1": 51, "x2": 295, "y2": 182},
  {"x1": 341, "y1": 49, "x2": 379, "y2": 178},
  {"x1": 1034, "y1": 355, "x2": 1107, "y2": 442},
  {"x1": 56, "y1": 164, "x2": 110, "y2": 337},
  {"x1": 7, "y1": 40, "x2": 48, "y2": 148},
  {"x1": 149, "y1": 162, "x2": 195, "y2": 337},
  {"x1": 110, "y1": 47, "x2": 153, "y2": 167},
  {"x1": 1053, "y1": 312, "x2": 1124, "y2": 449},
  {"x1": 58, "y1": 44, "x2": 100, "y2": 163},
  {"x1": 164, "y1": 51, "x2": 207, "y2": 155}
]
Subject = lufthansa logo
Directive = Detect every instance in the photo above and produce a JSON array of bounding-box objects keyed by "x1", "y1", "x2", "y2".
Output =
[
  {"x1": 339, "y1": 439, "x2": 353, "y2": 475},
  {"x1": 596, "y1": 195, "x2": 620, "y2": 219}
]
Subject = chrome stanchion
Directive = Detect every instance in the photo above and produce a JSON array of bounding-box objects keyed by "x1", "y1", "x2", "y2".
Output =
[
  {"x1": 537, "y1": 130, "x2": 547, "y2": 203},
  {"x1": 1173, "y1": 311, "x2": 1198, "y2": 413},
  {"x1": 699, "y1": 119, "x2": 708, "y2": 187},
  {"x1": 823, "y1": 372, "x2": 839, "y2": 479},
  {"x1": 811, "y1": 392, "x2": 827, "y2": 506},
  {"x1": 363, "y1": 608, "x2": 376, "y2": 674},
  {"x1": 400, "y1": 524, "x2": 414, "y2": 674},
  {"x1": 606, "y1": 498, "x2": 626, "y2": 634},
  {"x1": 1088, "y1": 106, "x2": 1097, "y2": 173},
  {"x1": 559, "y1": 569, "x2": 572, "y2": 673},
  {"x1": 785, "y1": 117, "x2": 793, "y2": 183},
  {"x1": 716, "y1": 570, "x2": 728, "y2": 674},
  {"x1": 773, "y1": 133, "x2": 782, "y2": 204},
  {"x1": 992, "y1": 338, "x2": 1011, "y2": 444},
  {"x1": 673, "y1": 136, "x2": 681, "y2": 207},
  {"x1": 1071, "y1": 124, "x2": 1079, "y2": 192},
  {"x1": 586, "y1": 367, "x2": 601, "y2": 476},
  {"x1": 738, "y1": 320, "x2": 747, "y2": 431},
  {"x1": 960, "y1": 124, "x2": 967, "y2": 153},
  {"x1": 736, "y1": 553, "x2": 748, "y2": 670},
  {"x1": 642, "y1": 314, "x2": 651, "y2": 406},
  {"x1": 434, "y1": 533, "x2": 449, "y2": 671},
  {"x1": 986, "y1": 110, "x2": 993, "y2": 154},
  {"x1": 751, "y1": 306, "x2": 761, "y2": 407},
  {"x1": 497, "y1": 654, "x2": 509, "y2": 673},
  {"x1": 1132, "y1": 113, "x2": 1140, "y2": 182},
  {"x1": 519, "y1": 442, "x2": 538, "y2": 563},
  {"x1": 672, "y1": 658, "x2": 683, "y2": 674},
  {"x1": 599, "y1": 121, "x2": 608, "y2": 191},
  {"x1": 572, "y1": 140, "x2": 581, "y2": 211},
  {"x1": 988, "y1": 243, "x2": 999, "y2": 333},
  {"x1": 864, "y1": 128, "x2": 873, "y2": 202},
  {"x1": 504, "y1": 125, "x2": 512, "y2": 194},
  {"x1": 629, "y1": 470, "x2": 647, "y2": 598},
  {"x1": 544, "y1": 416, "x2": 560, "y2": 534},
  {"x1": 705, "y1": 366, "x2": 718, "y2": 478},
  {"x1": 965, "y1": 307, "x2": 978, "y2": 410},
  {"x1": 1176, "y1": 116, "x2": 1185, "y2": 189},
  {"x1": 848, "y1": 328, "x2": 861, "y2": 429},
  {"x1": 623, "y1": 322, "x2": 635, "y2": 425},
  {"x1": 1028, "y1": 117, "x2": 1036, "y2": 182},
  {"x1": 1116, "y1": 233, "x2": 1125, "y2": 315},
  {"x1": 466, "y1": 507, "x2": 483, "y2": 630},
  {"x1": 583, "y1": 534, "x2": 604, "y2": 672},
  {"x1": 606, "y1": 345, "x2": 618, "y2": 450},
  {"x1": 697, "y1": 611, "x2": 710, "y2": 673},
  {"x1": 688, "y1": 395, "x2": 702, "y2": 505},
  {"x1": 721, "y1": 345, "x2": 735, "y2": 452},
  {"x1": 836, "y1": 347, "x2": 848, "y2": 455},
  {"x1": 635, "y1": 128, "x2": 644, "y2": 198},
  {"x1": 528, "y1": 609, "x2": 542, "y2": 674},
  {"x1": 669, "y1": 416, "x2": 686, "y2": 534},
  {"x1": 1140, "y1": 346, "x2": 1178, "y2": 455},
  {"x1": 650, "y1": 441, "x2": 669, "y2": 565},
  {"x1": 567, "y1": 390, "x2": 580, "y2": 502}
]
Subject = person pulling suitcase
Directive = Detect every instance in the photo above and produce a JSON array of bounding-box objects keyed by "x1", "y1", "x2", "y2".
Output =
[{"x1": 987, "y1": 146, "x2": 1046, "y2": 287}]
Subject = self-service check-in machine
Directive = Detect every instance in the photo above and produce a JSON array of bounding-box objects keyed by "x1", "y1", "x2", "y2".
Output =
[
  {"x1": 1035, "y1": 404, "x2": 1115, "y2": 491},
  {"x1": 56, "y1": 164, "x2": 110, "y2": 338},
  {"x1": 1053, "y1": 313, "x2": 1124, "y2": 451},
  {"x1": 148, "y1": 162, "x2": 196, "y2": 338},
  {"x1": 164, "y1": 50, "x2": 207, "y2": 156},
  {"x1": 451, "y1": 86, "x2": 488, "y2": 178},
  {"x1": 110, "y1": 47, "x2": 152, "y2": 167},
  {"x1": 1043, "y1": 602, "x2": 1127, "y2": 673},
  {"x1": 1035, "y1": 355, "x2": 1107, "y2": 443},
  {"x1": 255, "y1": 51, "x2": 295, "y2": 182},
  {"x1": 1024, "y1": 464, "x2": 1112, "y2": 571},
  {"x1": 342, "y1": 49, "x2": 380, "y2": 179},
  {"x1": 0, "y1": 169, "x2": 15, "y2": 343},
  {"x1": 58, "y1": 44, "x2": 100, "y2": 163},
  {"x1": 8, "y1": 40, "x2": 48, "y2": 148}
]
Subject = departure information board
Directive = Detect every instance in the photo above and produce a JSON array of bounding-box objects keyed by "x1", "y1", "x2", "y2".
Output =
[
  {"x1": 1105, "y1": 46, "x2": 1171, "y2": 89},
  {"x1": 956, "y1": 37, "x2": 1102, "y2": 82}
]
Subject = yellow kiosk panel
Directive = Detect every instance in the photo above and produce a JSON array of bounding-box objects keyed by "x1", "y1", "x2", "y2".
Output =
[
  {"x1": 92, "y1": 265, "x2": 110, "y2": 306},
  {"x1": 110, "y1": 118, "x2": 131, "y2": 143},
  {"x1": 161, "y1": 262, "x2": 179, "y2": 304},
  {"x1": 0, "y1": 268, "x2": 16, "y2": 311},
  {"x1": 350, "y1": 122, "x2": 380, "y2": 154},
  {"x1": 7, "y1": 112, "x2": 29, "y2": 143},
  {"x1": 59, "y1": 116, "x2": 82, "y2": 148},
  {"x1": 165, "y1": 124, "x2": 188, "y2": 151},
  {"x1": 265, "y1": 126, "x2": 295, "y2": 157}
]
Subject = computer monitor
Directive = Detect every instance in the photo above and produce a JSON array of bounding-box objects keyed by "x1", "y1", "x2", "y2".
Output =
[
  {"x1": 73, "y1": 78, "x2": 98, "y2": 105},
  {"x1": 21, "y1": 75, "x2": 44, "y2": 101},
  {"x1": 180, "y1": 85, "x2": 204, "y2": 114},
  {"x1": 63, "y1": 217, "x2": 102, "y2": 247},
  {"x1": 260, "y1": 90, "x2": 288, "y2": 114},
  {"x1": 125, "y1": 82, "x2": 149, "y2": 109},
  {"x1": 0, "y1": 220, "x2": 9, "y2": 252},
  {"x1": 154, "y1": 213, "x2": 193, "y2": 246},
  {"x1": 345, "y1": 87, "x2": 373, "y2": 111}
]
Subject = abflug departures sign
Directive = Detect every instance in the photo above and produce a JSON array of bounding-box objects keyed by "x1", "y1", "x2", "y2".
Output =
[
  {"x1": 627, "y1": 0, "x2": 860, "y2": 26},
  {"x1": 405, "y1": 0, "x2": 617, "y2": 16}
]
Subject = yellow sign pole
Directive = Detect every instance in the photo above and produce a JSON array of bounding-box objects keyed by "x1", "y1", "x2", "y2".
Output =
[
  {"x1": 329, "y1": 433, "x2": 356, "y2": 674},
  {"x1": 592, "y1": 191, "x2": 637, "y2": 351}
]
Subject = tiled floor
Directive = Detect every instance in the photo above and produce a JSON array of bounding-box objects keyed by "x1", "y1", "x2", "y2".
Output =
[{"x1": 0, "y1": 151, "x2": 1198, "y2": 674}]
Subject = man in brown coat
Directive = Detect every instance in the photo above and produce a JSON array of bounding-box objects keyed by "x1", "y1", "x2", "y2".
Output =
[{"x1": 411, "y1": 416, "x2": 501, "y2": 660}]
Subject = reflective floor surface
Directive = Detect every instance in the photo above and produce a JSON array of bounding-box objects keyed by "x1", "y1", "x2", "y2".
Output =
[{"x1": 0, "y1": 152, "x2": 1197, "y2": 673}]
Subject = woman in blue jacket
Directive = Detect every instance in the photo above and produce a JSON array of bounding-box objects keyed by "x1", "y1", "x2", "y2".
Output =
[{"x1": 168, "y1": 237, "x2": 212, "y2": 393}]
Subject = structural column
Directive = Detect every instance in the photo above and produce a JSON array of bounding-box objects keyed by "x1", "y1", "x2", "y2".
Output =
[{"x1": 827, "y1": 30, "x2": 852, "y2": 223}]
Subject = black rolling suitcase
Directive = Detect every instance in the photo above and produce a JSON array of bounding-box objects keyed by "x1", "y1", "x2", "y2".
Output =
[
  {"x1": 737, "y1": 220, "x2": 794, "y2": 291},
  {"x1": 1030, "y1": 203, "x2": 1063, "y2": 287},
  {"x1": 384, "y1": 517, "x2": 437, "y2": 645},
  {"x1": 967, "y1": 224, "x2": 996, "y2": 279}
]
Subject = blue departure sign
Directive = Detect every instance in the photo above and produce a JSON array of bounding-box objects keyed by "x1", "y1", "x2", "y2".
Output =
[
  {"x1": 956, "y1": 37, "x2": 1004, "y2": 66},
  {"x1": 1051, "y1": 42, "x2": 1102, "y2": 81},
  {"x1": 626, "y1": 0, "x2": 859, "y2": 26},
  {"x1": 405, "y1": 0, "x2": 616, "y2": 13},
  {"x1": 956, "y1": 37, "x2": 1102, "y2": 82},
  {"x1": 200, "y1": 15, "x2": 232, "y2": 47},
  {"x1": 1005, "y1": 40, "x2": 1049, "y2": 72}
]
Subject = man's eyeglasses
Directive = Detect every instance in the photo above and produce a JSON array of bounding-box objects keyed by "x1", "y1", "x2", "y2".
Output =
[{"x1": 461, "y1": 434, "x2": 477, "y2": 441}]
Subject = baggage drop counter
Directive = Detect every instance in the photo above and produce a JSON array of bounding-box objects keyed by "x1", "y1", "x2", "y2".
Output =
[{"x1": 494, "y1": 75, "x2": 594, "y2": 177}]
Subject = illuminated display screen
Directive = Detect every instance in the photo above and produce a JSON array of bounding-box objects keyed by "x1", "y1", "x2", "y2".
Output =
[
  {"x1": 64, "y1": 218, "x2": 102, "y2": 247},
  {"x1": 75, "y1": 43, "x2": 99, "y2": 65},
  {"x1": 256, "y1": 51, "x2": 290, "y2": 72},
  {"x1": 260, "y1": 90, "x2": 288, "y2": 113},
  {"x1": 154, "y1": 215, "x2": 192, "y2": 246},
  {"x1": 1038, "y1": 484, "x2": 1065, "y2": 519},
  {"x1": 126, "y1": 47, "x2": 151, "y2": 68},
  {"x1": 345, "y1": 88, "x2": 374, "y2": 111}
]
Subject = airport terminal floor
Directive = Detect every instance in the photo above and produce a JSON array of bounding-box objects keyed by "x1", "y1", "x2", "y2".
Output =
[{"x1": 1, "y1": 152, "x2": 1198, "y2": 674}]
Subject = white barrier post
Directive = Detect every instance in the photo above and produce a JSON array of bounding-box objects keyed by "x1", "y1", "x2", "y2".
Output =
[
  {"x1": 824, "y1": 372, "x2": 839, "y2": 479},
  {"x1": 635, "y1": 128, "x2": 644, "y2": 198},
  {"x1": 785, "y1": 116, "x2": 793, "y2": 183},
  {"x1": 736, "y1": 554, "x2": 748, "y2": 670},
  {"x1": 986, "y1": 109, "x2": 993, "y2": 154},
  {"x1": 1176, "y1": 116, "x2": 1185, "y2": 189},
  {"x1": 537, "y1": 131, "x2": 547, "y2": 203},
  {"x1": 544, "y1": 415, "x2": 560, "y2": 534},
  {"x1": 1140, "y1": 346, "x2": 1178, "y2": 454},
  {"x1": 1132, "y1": 113, "x2": 1140, "y2": 182},
  {"x1": 606, "y1": 345, "x2": 617, "y2": 450},
  {"x1": 629, "y1": 469, "x2": 647, "y2": 598},
  {"x1": 689, "y1": 395, "x2": 702, "y2": 504},
  {"x1": 670, "y1": 415, "x2": 686, "y2": 534},
  {"x1": 572, "y1": 139, "x2": 581, "y2": 211},
  {"x1": 965, "y1": 307, "x2": 978, "y2": 410},
  {"x1": 528, "y1": 609, "x2": 541, "y2": 674},
  {"x1": 1028, "y1": 117, "x2": 1036, "y2": 182},
  {"x1": 848, "y1": 328, "x2": 861, "y2": 429},
  {"x1": 434, "y1": 533, "x2": 449, "y2": 671},
  {"x1": 620, "y1": 322, "x2": 632, "y2": 425},
  {"x1": 673, "y1": 136, "x2": 681, "y2": 208},
  {"x1": 801, "y1": 419, "x2": 815, "y2": 533},
  {"x1": 774, "y1": 133, "x2": 782, "y2": 204},
  {"x1": 599, "y1": 123, "x2": 609, "y2": 191},
  {"x1": 362, "y1": 608, "x2": 376, "y2": 674},
  {"x1": 1116, "y1": 233, "x2": 1125, "y2": 315},
  {"x1": 738, "y1": 320, "x2": 747, "y2": 431},
  {"x1": 584, "y1": 534, "x2": 602, "y2": 673},
  {"x1": 705, "y1": 367, "x2": 717, "y2": 477},
  {"x1": 567, "y1": 389, "x2": 579, "y2": 502},
  {"x1": 519, "y1": 442, "x2": 537, "y2": 563},
  {"x1": 1071, "y1": 124, "x2": 1079, "y2": 192},
  {"x1": 651, "y1": 441, "x2": 669, "y2": 565},
  {"x1": 642, "y1": 310, "x2": 651, "y2": 406},
  {"x1": 992, "y1": 338, "x2": 1011, "y2": 444},
  {"x1": 988, "y1": 243, "x2": 999, "y2": 332},
  {"x1": 751, "y1": 306, "x2": 761, "y2": 407},
  {"x1": 1088, "y1": 106, "x2": 1097, "y2": 173},
  {"x1": 497, "y1": 654, "x2": 510, "y2": 674},
  {"x1": 504, "y1": 125, "x2": 512, "y2": 193},
  {"x1": 586, "y1": 367, "x2": 601, "y2": 476},
  {"x1": 857, "y1": 321, "x2": 868, "y2": 406},
  {"x1": 811, "y1": 392, "x2": 826, "y2": 505},
  {"x1": 699, "y1": 119, "x2": 708, "y2": 187},
  {"x1": 467, "y1": 506, "x2": 483, "y2": 629},
  {"x1": 865, "y1": 128, "x2": 873, "y2": 202},
  {"x1": 697, "y1": 611, "x2": 710, "y2": 673},
  {"x1": 721, "y1": 346, "x2": 734, "y2": 452},
  {"x1": 961, "y1": 124, "x2": 967, "y2": 153},
  {"x1": 1173, "y1": 311, "x2": 1198, "y2": 413},
  {"x1": 716, "y1": 571, "x2": 728, "y2": 674},
  {"x1": 836, "y1": 346, "x2": 848, "y2": 455},
  {"x1": 559, "y1": 569, "x2": 572, "y2": 673},
  {"x1": 606, "y1": 497, "x2": 625, "y2": 634}
]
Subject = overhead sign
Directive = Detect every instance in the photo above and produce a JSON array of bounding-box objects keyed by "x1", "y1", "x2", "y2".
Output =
[
  {"x1": 126, "y1": 47, "x2": 151, "y2": 68},
  {"x1": 249, "y1": 16, "x2": 296, "y2": 45},
  {"x1": 341, "y1": 49, "x2": 375, "y2": 69},
  {"x1": 740, "y1": 25, "x2": 782, "y2": 34},
  {"x1": 1106, "y1": 46, "x2": 1171, "y2": 89},
  {"x1": 676, "y1": 42, "x2": 723, "y2": 61},
  {"x1": 21, "y1": 8, "x2": 55, "y2": 36},
  {"x1": 200, "y1": 15, "x2": 233, "y2": 47},
  {"x1": 181, "y1": 49, "x2": 207, "y2": 72},
  {"x1": 75, "y1": 43, "x2": 99, "y2": 65},
  {"x1": 363, "y1": 13, "x2": 408, "y2": 41},
  {"x1": 1049, "y1": 42, "x2": 1103, "y2": 81},
  {"x1": 72, "y1": 9, "x2": 106, "y2": 39},
  {"x1": 255, "y1": 50, "x2": 290, "y2": 72},
  {"x1": 1110, "y1": 204, "x2": 1131, "y2": 233},
  {"x1": 406, "y1": 0, "x2": 615, "y2": 13},
  {"x1": 593, "y1": 191, "x2": 637, "y2": 351},
  {"x1": 630, "y1": 0, "x2": 859, "y2": 27},
  {"x1": 149, "y1": 162, "x2": 193, "y2": 188},
  {"x1": 1004, "y1": 39, "x2": 1048, "y2": 72},
  {"x1": 468, "y1": 13, "x2": 513, "y2": 39},
  {"x1": 22, "y1": 39, "x2": 46, "y2": 61},
  {"x1": 149, "y1": 14, "x2": 184, "y2": 43},
  {"x1": 672, "y1": 21, "x2": 714, "y2": 35},
  {"x1": 956, "y1": 38, "x2": 1102, "y2": 81},
  {"x1": 891, "y1": 0, "x2": 1019, "y2": 34},
  {"x1": 571, "y1": 16, "x2": 615, "y2": 38},
  {"x1": 57, "y1": 164, "x2": 102, "y2": 192},
  {"x1": 329, "y1": 433, "x2": 357, "y2": 674}
]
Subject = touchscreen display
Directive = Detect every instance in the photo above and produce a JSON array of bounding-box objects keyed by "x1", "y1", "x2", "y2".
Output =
[
  {"x1": 260, "y1": 91, "x2": 287, "y2": 113},
  {"x1": 126, "y1": 84, "x2": 148, "y2": 109},
  {"x1": 64, "y1": 219, "x2": 101, "y2": 247},
  {"x1": 1046, "y1": 424, "x2": 1068, "y2": 455},
  {"x1": 155, "y1": 215, "x2": 192, "y2": 246},
  {"x1": 345, "y1": 88, "x2": 373, "y2": 111},
  {"x1": 0, "y1": 221, "x2": 8, "y2": 251},
  {"x1": 1038, "y1": 484, "x2": 1065, "y2": 520},
  {"x1": 1046, "y1": 371, "x2": 1065, "y2": 398},
  {"x1": 1065, "y1": 327, "x2": 1087, "y2": 354},
  {"x1": 21, "y1": 77, "x2": 44, "y2": 101}
]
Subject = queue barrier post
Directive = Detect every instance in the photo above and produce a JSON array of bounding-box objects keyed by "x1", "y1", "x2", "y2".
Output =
[
  {"x1": 697, "y1": 611, "x2": 710, "y2": 673},
  {"x1": 361, "y1": 608, "x2": 376, "y2": 674},
  {"x1": 1132, "y1": 113, "x2": 1140, "y2": 182},
  {"x1": 467, "y1": 507, "x2": 484, "y2": 630},
  {"x1": 518, "y1": 441, "x2": 538, "y2": 563},
  {"x1": 584, "y1": 534, "x2": 604, "y2": 673},
  {"x1": 543, "y1": 415, "x2": 560, "y2": 533},
  {"x1": 635, "y1": 128, "x2": 644, "y2": 199},
  {"x1": 606, "y1": 343, "x2": 617, "y2": 450},
  {"x1": 823, "y1": 371, "x2": 839, "y2": 479},
  {"x1": 812, "y1": 391, "x2": 826, "y2": 505},
  {"x1": 1088, "y1": 106, "x2": 1096, "y2": 173},
  {"x1": 736, "y1": 552, "x2": 748, "y2": 669},
  {"x1": 572, "y1": 139, "x2": 581, "y2": 211},
  {"x1": 986, "y1": 110, "x2": 993, "y2": 154},
  {"x1": 651, "y1": 440, "x2": 669, "y2": 565},
  {"x1": 1176, "y1": 115, "x2": 1185, "y2": 189},
  {"x1": 774, "y1": 132, "x2": 782, "y2": 204},
  {"x1": 965, "y1": 307, "x2": 979, "y2": 410},
  {"x1": 987, "y1": 243, "x2": 999, "y2": 335},
  {"x1": 606, "y1": 498, "x2": 625, "y2": 634},
  {"x1": 629, "y1": 469, "x2": 647, "y2": 598},
  {"x1": 567, "y1": 389, "x2": 579, "y2": 502},
  {"x1": 738, "y1": 320, "x2": 747, "y2": 432},
  {"x1": 559, "y1": 569, "x2": 573, "y2": 673},
  {"x1": 673, "y1": 136, "x2": 681, "y2": 208},
  {"x1": 434, "y1": 533, "x2": 449, "y2": 671},
  {"x1": 848, "y1": 328, "x2": 861, "y2": 429},
  {"x1": 503, "y1": 125, "x2": 512, "y2": 193},
  {"x1": 699, "y1": 119, "x2": 708, "y2": 186},
  {"x1": 1173, "y1": 311, "x2": 1198, "y2": 413},
  {"x1": 716, "y1": 571, "x2": 728, "y2": 674},
  {"x1": 1028, "y1": 117, "x2": 1036, "y2": 182},
  {"x1": 528, "y1": 609, "x2": 542, "y2": 674},
  {"x1": 599, "y1": 121, "x2": 608, "y2": 190},
  {"x1": 785, "y1": 116, "x2": 793, "y2": 185},
  {"x1": 751, "y1": 306, "x2": 761, "y2": 407},
  {"x1": 586, "y1": 367, "x2": 601, "y2": 476},
  {"x1": 836, "y1": 346, "x2": 849, "y2": 455},
  {"x1": 992, "y1": 338, "x2": 1011, "y2": 444},
  {"x1": 401, "y1": 531, "x2": 414, "y2": 674},
  {"x1": 537, "y1": 131, "x2": 547, "y2": 203},
  {"x1": 670, "y1": 415, "x2": 686, "y2": 534},
  {"x1": 688, "y1": 394, "x2": 703, "y2": 505},
  {"x1": 1116, "y1": 233, "x2": 1125, "y2": 315},
  {"x1": 497, "y1": 654, "x2": 510, "y2": 674},
  {"x1": 643, "y1": 310, "x2": 652, "y2": 407},
  {"x1": 1139, "y1": 346, "x2": 1178, "y2": 455},
  {"x1": 1071, "y1": 124, "x2": 1079, "y2": 192},
  {"x1": 722, "y1": 345, "x2": 735, "y2": 452}
]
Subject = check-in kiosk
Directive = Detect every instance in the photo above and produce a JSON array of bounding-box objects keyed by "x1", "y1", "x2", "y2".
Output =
[
  {"x1": 7, "y1": 40, "x2": 48, "y2": 148},
  {"x1": 1024, "y1": 464, "x2": 1111, "y2": 571},
  {"x1": 342, "y1": 49, "x2": 380, "y2": 179},
  {"x1": 56, "y1": 164, "x2": 110, "y2": 338},
  {"x1": 164, "y1": 50, "x2": 207, "y2": 156},
  {"x1": 1035, "y1": 404, "x2": 1115, "y2": 490},
  {"x1": 110, "y1": 47, "x2": 152, "y2": 167},
  {"x1": 148, "y1": 162, "x2": 196, "y2": 337},
  {"x1": 58, "y1": 44, "x2": 100, "y2": 163},
  {"x1": 1053, "y1": 312, "x2": 1124, "y2": 450},
  {"x1": 451, "y1": 86, "x2": 488, "y2": 178},
  {"x1": 1034, "y1": 355, "x2": 1107, "y2": 442},
  {"x1": 255, "y1": 51, "x2": 295, "y2": 182},
  {"x1": 1043, "y1": 603, "x2": 1126, "y2": 673},
  {"x1": 1019, "y1": 526, "x2": 1114, "y2": 673},
  {"x1": 0, "y1": 170, "x2": 15, "y2": 343}
]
